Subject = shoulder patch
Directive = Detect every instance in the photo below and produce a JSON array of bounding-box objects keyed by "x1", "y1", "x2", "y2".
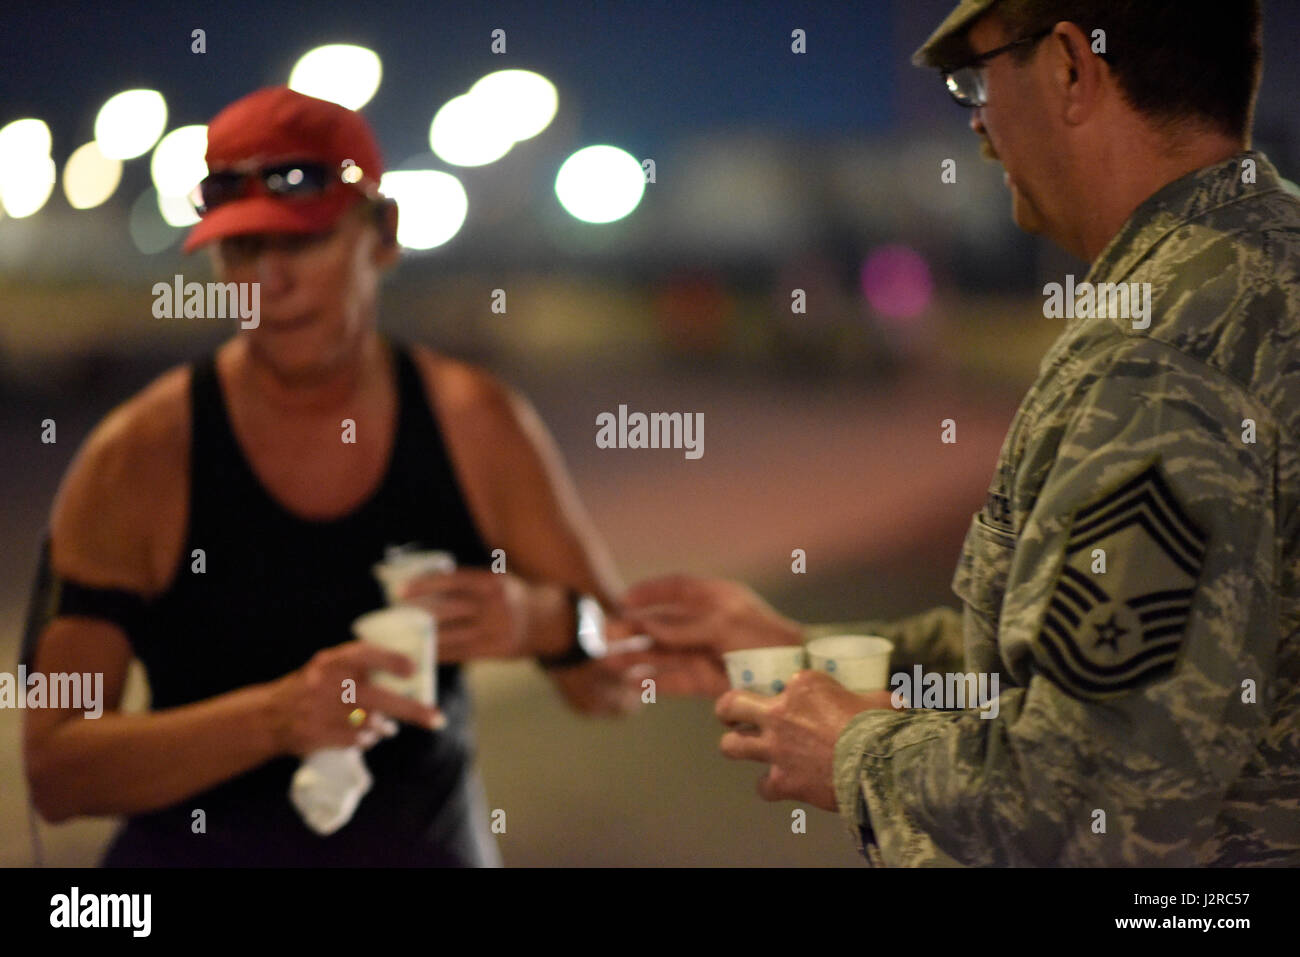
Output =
[{"x1": 1034, "y1": 461, "x2": 1206, "y2": 700}]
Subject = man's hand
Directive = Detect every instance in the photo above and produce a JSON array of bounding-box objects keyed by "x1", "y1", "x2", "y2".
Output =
[
  {"x1": 715, "y1": 670, "x2": 899, "y2": 812},
  {"x1": 538, "y1": 616, "x2": 663, "y2": 716},
  {"x1": 613, "y1": 575, "x2": 803, "y2": 697},
  {"x1": 621, "y1": 575, "x2": 803, "y2": 655},
  {"x1": 271, "y1": 641, "x2": 444, "y2": 757},
  {"x1": 398, "y1": 568, "x2": 572, "y2": 661},
  {"x1": 601, "y1": 646, "x2": 731, "y2": 698}
]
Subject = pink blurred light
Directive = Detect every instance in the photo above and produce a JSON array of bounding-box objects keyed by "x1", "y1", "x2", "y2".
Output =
[{"x1": 860, "y1": 245, "x2": 934, "y2": 321}]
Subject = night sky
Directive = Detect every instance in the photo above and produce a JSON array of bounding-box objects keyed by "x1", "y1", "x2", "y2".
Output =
[{"x1": 1, "y1": 0, "x2": 902, "y2": 169}]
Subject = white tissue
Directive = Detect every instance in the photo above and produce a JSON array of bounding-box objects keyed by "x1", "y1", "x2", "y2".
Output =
[{"x1": 289, "y1": 746, "x2": 373, "y2": 836}]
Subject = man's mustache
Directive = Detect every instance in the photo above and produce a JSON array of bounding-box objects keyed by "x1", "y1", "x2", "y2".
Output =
[{"x1": 980, "y1": 139, "x2": 1000, "y2": 162}]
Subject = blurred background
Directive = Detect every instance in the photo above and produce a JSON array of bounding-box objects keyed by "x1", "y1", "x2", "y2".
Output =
[{"x1": 1, "y1": 0, "x2": 1296, "y2": 866}]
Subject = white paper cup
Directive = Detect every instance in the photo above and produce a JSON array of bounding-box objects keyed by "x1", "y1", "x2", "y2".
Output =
[
  {"x1": 807, "y1": 635, "x2": 893, "y2": 693},
  {"x1": 372, "y1": 550, "x2": 456, "y2": 606},
  {"x1": 722, "y1": 645, "x2": 808, "y2": 696},
  {"x1": 352, "y1": 606, "x2": 437, "y2": 706}
]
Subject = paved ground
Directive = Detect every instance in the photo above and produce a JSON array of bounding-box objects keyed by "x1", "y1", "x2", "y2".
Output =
[{"x1": 0, "y1": 350, "x2": 1026, "y2": 866}]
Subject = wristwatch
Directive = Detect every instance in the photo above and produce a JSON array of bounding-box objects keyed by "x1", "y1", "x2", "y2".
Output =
[{"x1": 538, "y1": 592, "x2": 608, "y2": 668}]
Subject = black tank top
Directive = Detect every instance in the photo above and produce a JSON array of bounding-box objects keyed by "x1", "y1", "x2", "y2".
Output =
[{"x1": 104, "y1": 336, "x2": 494, "y2": 866}]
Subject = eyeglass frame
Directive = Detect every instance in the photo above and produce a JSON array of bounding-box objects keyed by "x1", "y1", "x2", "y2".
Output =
[{"x1": 941, "y1": 26, "x2": 1055, "y2": 108}]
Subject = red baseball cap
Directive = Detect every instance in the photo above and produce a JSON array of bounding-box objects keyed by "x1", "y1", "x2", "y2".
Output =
[{"x1": 183, "y1": 86, "x2": 385, "y2": 253}]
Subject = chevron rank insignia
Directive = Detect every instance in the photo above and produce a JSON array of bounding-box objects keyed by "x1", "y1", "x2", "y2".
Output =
[{"x1": 1035, "y1": 461, "x2": 1207, "y2": 701}]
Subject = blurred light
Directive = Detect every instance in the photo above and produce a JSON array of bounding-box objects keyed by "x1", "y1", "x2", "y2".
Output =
[
  {"x1": 94, "y1": 89, "x2": 167, "y2": 160},
  {"x1": 554, "y1": 145, "x2": 645, "y2": 224},
  {"x1": 63, "y1": 141, "x2": 123, "y2": 209},
  {"x1": 0, "y1": 154, "x2": 56, "y2": 218},
  {"x1": 0, "y1": 118, "x2": 52, "y2": 162},
  {"x1": 129, "y1": 187, "x2": 180, "y2": 253},
  {"x1": 391, "y1": 151, "x2": 438, "y2": 172},
  {"x1": 289, "y1": 45, "x2": 382, "y2": 110},
  {"x1": 150, "y1": 125, "x2": 207, "y2": 197},
  {"x1": 860, "y1": 245, "x2": 934, "y2": 321},
  {"x1": 468, "y1": 70, "x2": 558, "y2": 142},
  {"x1": 430, "y1": 94, "x2": 515, "y2": 167},
  {"x1": 0, "y1": 118, "x2": 56, "y2": 218},
  {"x1": 157, "y1": 189, "x2": 199, "y2": 227},
  {"x1": 378, "y1": 170, "x2": 468, "y2": 249}
]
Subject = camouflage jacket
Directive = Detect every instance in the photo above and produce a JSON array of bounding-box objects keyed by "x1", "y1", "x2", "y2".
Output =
[{"x1": 823, "y1": 151, "x2": 1300, "y2": 866}]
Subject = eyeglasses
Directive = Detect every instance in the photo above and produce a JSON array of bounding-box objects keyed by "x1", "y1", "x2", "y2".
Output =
[
  {"x1": 942, "y1": 27, "x2": 1053, "y2": 107},
  {"x1": 190, "y1": 160, "x2": 371, "y2": 216}
]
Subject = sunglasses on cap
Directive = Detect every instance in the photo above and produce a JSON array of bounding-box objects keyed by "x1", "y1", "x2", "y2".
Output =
[{"x1": 189, "y1": 159, "x2": 373, "y2": 216}]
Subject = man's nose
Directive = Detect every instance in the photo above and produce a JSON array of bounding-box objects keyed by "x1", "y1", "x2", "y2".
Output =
[{"x1": 969, "y1": 108, "x2": 986, "y2": 136}]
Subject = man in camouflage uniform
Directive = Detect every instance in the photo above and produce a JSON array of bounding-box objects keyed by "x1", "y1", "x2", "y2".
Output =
[{"x1": 621, "y1": 0, "x2": 1299, "y2": 865}]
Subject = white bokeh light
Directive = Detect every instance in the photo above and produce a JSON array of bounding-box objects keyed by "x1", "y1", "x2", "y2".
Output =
[
  {"x1": 379, "y1": 170, "x2": 468, "y2": 250},
  {"x1": 289, "y1": 44, "x2": 382, "y2": 110},
  {"x1": 0, "y1": 119, "x2": 56, "y2": 218},
  {"x1": 554, "y1": 145, "x2": 645, "y2": 224},
  {"x1": 157, "y1": 189, "x2": 199, "y2": 227},
  {"x1": 429, "y1": 94, "x2": 515, "y2": 168},
  {"x1": 94, "y1": 89, "x2": 168, "y2": 160},
  {"x1": 63, "y1": 141, "x2": 123, "y2": 209},
  {"x1": 468, "y1": 70, "x2": 558, "y2": 142},
  {"x1": 0, "y1": 154, "x2": 56, "y2": 218},
  {"x1": 0, "y1": 118, "x2": 52, "y2": 163},
  {"x1": 150, "y1": 125, "x2": 208, "y2": 197}
]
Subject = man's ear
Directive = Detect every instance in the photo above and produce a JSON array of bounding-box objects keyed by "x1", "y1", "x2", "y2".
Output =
[{"x1": 1050, "y1": 21, "x2": 1105, "y2": 126}]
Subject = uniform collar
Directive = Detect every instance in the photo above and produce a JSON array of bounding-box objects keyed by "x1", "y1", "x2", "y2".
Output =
[{"x1": 1084, "y1": 150, "x2": 1284, "y2": 286}]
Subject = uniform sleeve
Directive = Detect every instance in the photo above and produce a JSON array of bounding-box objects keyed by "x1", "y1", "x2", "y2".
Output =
[
  {"x1": 807, "y1": 609, "x2": 964, "y2": 862},
  {"x1": 805, "y1": 606, "x2": 965, "y2": 675},
  {"x1": 834, "y1": 340, "x2": 1282, "y2": 865}
]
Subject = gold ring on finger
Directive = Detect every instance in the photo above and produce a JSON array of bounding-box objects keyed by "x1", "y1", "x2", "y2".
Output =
[{"x1": 348, "y1": 707, "x2": 367, "y2": 728}]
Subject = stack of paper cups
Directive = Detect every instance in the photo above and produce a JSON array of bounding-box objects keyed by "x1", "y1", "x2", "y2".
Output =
[
  {"x1": 363, "y1": 549, "x2": 455, "y2": 707},
  {"x1": 372, "y1": 549, "x2": 456, "y2": 607},
  {"x1": 352, "y1": 606, "x2": 437, "y2": 707}
]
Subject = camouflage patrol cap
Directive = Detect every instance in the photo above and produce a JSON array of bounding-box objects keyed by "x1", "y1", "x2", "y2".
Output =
[{"x1": 913, "y1": 0, "x2": 1000, "y2": 69}]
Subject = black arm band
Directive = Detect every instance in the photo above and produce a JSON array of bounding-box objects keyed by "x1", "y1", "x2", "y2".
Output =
[
  {"x1": 55, "y1": 579, "x2": 147, "y2": 631},
  {"x1": 19, "y1": 533, "x2": 145, "y2": 669}
]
